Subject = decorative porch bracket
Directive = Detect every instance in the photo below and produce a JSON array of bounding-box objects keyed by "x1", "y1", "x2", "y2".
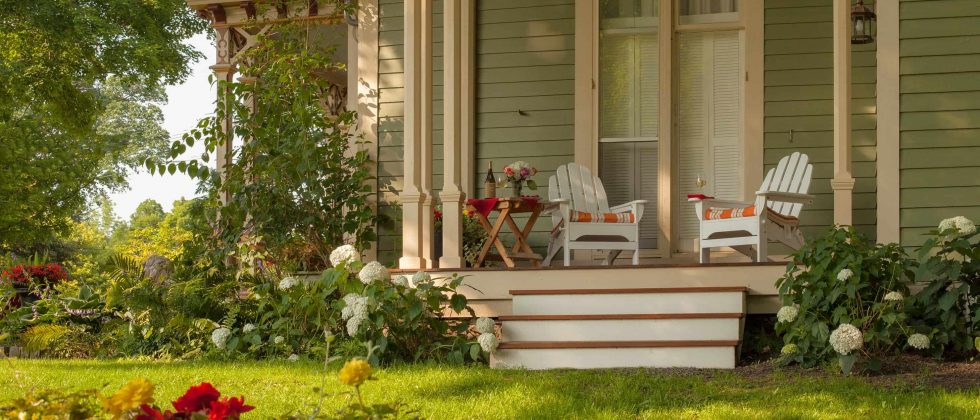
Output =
[{"x1": 832, "y1": 0, "x2": 855, "y2": 226}]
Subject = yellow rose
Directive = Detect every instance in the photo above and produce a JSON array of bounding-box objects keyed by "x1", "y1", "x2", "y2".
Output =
[
  {"x1": 338, "y1": 358, "x2": 373, "y2": 387},
  {"x1": 101, "y1": 378, "x2": 155, "y2": 418}
]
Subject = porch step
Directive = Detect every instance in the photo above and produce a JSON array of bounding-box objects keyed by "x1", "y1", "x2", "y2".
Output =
[
  {"x1": 510, "y1": 287, "x2": 747, "y2": 316},
  {"x1": 492, "y1": 287, "x2": 747, "y2": 370},
  {"x1": 491, "y1": 341, "x2": 738, "y2": 370},
  {"x1": 499, "y1": 314, "x2": 742, "y2": 342}
]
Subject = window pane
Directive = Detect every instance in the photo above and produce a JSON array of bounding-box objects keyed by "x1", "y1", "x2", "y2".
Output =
[
  {"x1": 679, "y1": 0, "x2": 738, "y2": 24},
  {"x1": 600, "y1": 0, "x2": 659, "y2": 30}
]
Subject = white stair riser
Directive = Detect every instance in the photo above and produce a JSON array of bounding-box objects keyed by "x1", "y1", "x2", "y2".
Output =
[
  {"x1": 501, "y1": 318, "x2": 741, "y2": 342},
  {"x1": 492, "y1": 346, "x2": 736, "y2": 370},
  {"x1": 512, "y1": 292, "x2": 744, "y2": 315}
]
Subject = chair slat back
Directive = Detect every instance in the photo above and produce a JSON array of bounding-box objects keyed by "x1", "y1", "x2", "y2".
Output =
[
  {"x1": 756, "y1": 152, "x2": 812, "y2": 216},
  {"x1": 550, "y1": 163, "x2": 611, "y2": 213}
]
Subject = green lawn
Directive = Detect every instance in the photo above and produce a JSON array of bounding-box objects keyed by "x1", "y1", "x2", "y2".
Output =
[{"x1": 3, "y1": 359, "x2": 979, "y2": 419}]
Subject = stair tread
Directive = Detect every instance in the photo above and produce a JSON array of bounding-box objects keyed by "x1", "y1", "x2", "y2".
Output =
[
  {"x1": 498, "y1": 340, "x2": 740, "y2": 349},
  {"x1": 499, "y1": 313, "x2": 743, "y2": 321},
  {"x1": 509, "y1": 287, "x2": 748, "y2": 295}
]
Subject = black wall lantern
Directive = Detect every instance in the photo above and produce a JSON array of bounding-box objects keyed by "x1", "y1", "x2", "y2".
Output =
[{"x1": 851, "y1": 0, "x2": 877, "y2": 44}]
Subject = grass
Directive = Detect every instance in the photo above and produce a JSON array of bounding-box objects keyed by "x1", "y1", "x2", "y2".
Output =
[{"x1": 2, "y1": 359, "x2": 979, "y2": 419}]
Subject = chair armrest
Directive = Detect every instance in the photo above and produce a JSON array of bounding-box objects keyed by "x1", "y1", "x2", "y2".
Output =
[
  {"x1": 610, "y1": 200, "x2": 647, "y2": 222},
  {"x1": 609, "y1": 200, "x2": 648, "y2": 213},
  {"x1": 550, "y1": 198, "x2": 570, "y2": 204},
  {"x1": 756, "y1": 191, "x2": 814, "y2": 204}
]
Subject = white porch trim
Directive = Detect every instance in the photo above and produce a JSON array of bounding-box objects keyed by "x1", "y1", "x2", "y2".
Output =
[
  {"x1": 832, "y1": 0, "x2": 855, "y2": 226},
  {"x1": 876, "y1": 0, "x2": 900, "y2": 243}
]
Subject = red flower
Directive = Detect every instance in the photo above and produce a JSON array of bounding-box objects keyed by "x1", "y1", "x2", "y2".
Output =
[
  {"x1": 172, "y1": 382, "x2": 222, "y2": 413},
  {"x1": 433, "y1": 210, "x2": 443, "y2": 221},
  {"x1": 208, "y1": 397, "x2": 254, "y2": 420},
  {"x1": 136, "y1": 404, "x2": 173, "y2": 420},
  {"x1": 503, "y1": 166, "x2": 514, "y2": 176}
]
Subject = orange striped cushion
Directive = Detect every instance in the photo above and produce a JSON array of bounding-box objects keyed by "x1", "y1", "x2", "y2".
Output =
[
  {"x1": 570, "y1": 211, "x2": 635, "y2": 223},
  {"x1": 704, "y1": 205, "x2": 800, "y2": 224},
  {"x1": 705, "y1": 205, "x2": 757, "y2": 220}
]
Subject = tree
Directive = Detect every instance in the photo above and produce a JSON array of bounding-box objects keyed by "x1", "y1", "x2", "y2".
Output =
[
  {"x1": 129, "y1": 200, "x2": 167, "y2": 231},
  {"x1": 160, "y1": 13, "x2": 374, "y2": 271},
  {"x1": 0, "y1": 1, "x2": 207, "y2": 251}
]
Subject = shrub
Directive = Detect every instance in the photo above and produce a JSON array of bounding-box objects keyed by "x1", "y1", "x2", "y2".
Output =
[
  {"x1": 208, "y1": 250, "x2": 484, "y2": 365},
  {"x1": 775, "y1": 227, "x2": 915, "y2": 371},
  {"x1": 908, "y1": 216, "x2": 980, "y2": 356}
]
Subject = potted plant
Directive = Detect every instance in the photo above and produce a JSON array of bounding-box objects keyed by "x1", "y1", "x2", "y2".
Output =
[{"x1": 502, "y1": 161, "x2": 538, "y2": 198}]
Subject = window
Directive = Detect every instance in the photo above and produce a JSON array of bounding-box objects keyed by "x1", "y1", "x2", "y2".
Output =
[
  {"x1": 679, "y1": 0, "x2": 739, "y2": 25},
  {"x1": 598, "y1": 0, "x2": 660, "y2": 248}
]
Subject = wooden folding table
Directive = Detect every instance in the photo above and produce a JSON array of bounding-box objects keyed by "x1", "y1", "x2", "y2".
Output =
[{"x1": 466, "y1": 197, "x2": 549, "y2": 268}]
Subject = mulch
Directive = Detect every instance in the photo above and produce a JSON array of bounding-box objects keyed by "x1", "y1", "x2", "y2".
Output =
[{"x1": 618, "y1": 355, "x2": 980, "y2": 391}]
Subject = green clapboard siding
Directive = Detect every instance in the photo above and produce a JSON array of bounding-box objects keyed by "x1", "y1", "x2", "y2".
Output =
[
  {"x1": 764, "y1": 0, "x2": 878, "y2": 244},
  {"x1": 899, "y1": 0, "x2": 980, "y2": 248},
  {"x1": 377, "y1": 0, "x2": 446, "y2": 264},
  {"x1": 375, "y1": 0, "x2": 575, "y2": 264},
  {"x1": 474, "y1": 0, "x2": 576, "y2": 252}
]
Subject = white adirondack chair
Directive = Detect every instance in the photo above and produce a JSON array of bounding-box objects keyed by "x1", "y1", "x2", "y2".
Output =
[
  {"x1": 691, "y1": 152, "x2": 815, "y2": 263},
  {"x1": 543, "y1": 163, "x2": 647, "y2": 266}
]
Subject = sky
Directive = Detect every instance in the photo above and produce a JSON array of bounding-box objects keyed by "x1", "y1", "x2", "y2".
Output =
[{"x1": 108, "y1": 34, "x2": 215, "y2": 219}]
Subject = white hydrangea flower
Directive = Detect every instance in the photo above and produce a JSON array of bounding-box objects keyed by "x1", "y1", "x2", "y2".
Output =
[
  {"x1": 478, "y1": 332, "x2": 499, "y2": 353},
  {"x1": 358, "y1": 261, "x2": 390, "y2": 284},
  {"x1": 330, "y1": 245, "x2": 361, "y2": 268},
  {"x1": 908, "y1": 333, "x2": 930, "y2": 350},
  {"x1": 278, "y1": 276, "x2": 299, "y2": 290},
  {"x1": 939, "y1": 216, "x2": 977, "y2": 236},
  {"x1": 342, "y1": 293, "x2": 369, "y2": 320},
  {"x1": 954, "y1": 216, "x2": 977, "y2": 235},
  {"x1": 287, "y1": 354, "x2": 300, "y2": 362},
  {"x1": 273, "y1": 335, "x2": 285, "y2": 344},
  {"x1": 939, "y1": 217, "x2": 957, "y2": 233},
  {"x1": 476, "y1": 317, "x2": 495, "y2": 334},
  {"x1": 781, "y1": 344, "x2": 799, "y2": 355},
  {"x1": 776, "y1": 306, "x2": 799, "y2": 324},
  {"x1": 211, "y1": 327, "x2": 231, "y2": 349},
  {"x1": 346, "y1": 314, "x2": 365, "y2": 336},
  {"x1": 392, "y1": 275, "x2": 409, "y2": 287},
  {"x1": 411, "y1": 271, "x2": 432, "y2": 287},
  {"x1": 883, "y1": 291, "x2": 904, "y2": 302},
  {"x1": 829, "y1": 323, "x2": 863, "y2": 355},
  {"x1": 242, "y1": 323, "x2": 256, "y2": 334},
  {"x1": 837, "y1": 269, "x2": 854, "y2": 282}
]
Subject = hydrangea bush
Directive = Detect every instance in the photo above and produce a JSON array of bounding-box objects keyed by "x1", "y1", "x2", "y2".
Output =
[
  {"x1": 908, "y1": 216, "x2": 980, "y2": 356},
  {"x1": 217, "y1": 247, "x2": 484, "y2": 365},
  {"x1": 775, "y1": 226, "x2": 915, "y2": 370}
]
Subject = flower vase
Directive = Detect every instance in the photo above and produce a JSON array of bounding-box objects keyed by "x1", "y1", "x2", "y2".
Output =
[{"x1": 510, "y1": 184, "x2": 522, "y2": 199}]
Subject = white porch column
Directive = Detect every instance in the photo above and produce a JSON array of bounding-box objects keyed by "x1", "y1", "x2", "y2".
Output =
[
  {"x1": 438, "y1": 0, "x2": 470, "y2": 268},
  {"x1": 419, "y1": 0, "x2": 435, "y2": 268},
  {"x1": 832, "y1": 0, "x2": 855, "y2": 225},
  {"x1": 399, "y1": 0, "x2": 428, "y2": 269},
  {"x1": 876, "y1": 0, "x2": 900, "y2": 243}
]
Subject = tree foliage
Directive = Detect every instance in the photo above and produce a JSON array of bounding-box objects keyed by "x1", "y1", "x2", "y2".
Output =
[
  {"x1": 0, "y1": 1, "x2": 206, "y2": 251},
  {"x1": 158, "y1": 12, "x2": 374, "y2": 271}
]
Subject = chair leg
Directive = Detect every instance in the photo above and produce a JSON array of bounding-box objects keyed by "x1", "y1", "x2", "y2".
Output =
[
  {"x1": 543, "y1": 231, "x2": 563, "y2": 266},
  {"x1": 632, "y1": 247, "x2": 640, "y2": 265},
  {"x1": 563, "y1": 234, "x2": 571, "y2": 267},
  {"x1": 604, "y1": 250, "x2": 623, "y2": 266},
  {"x1": 700, "y1": 247, "x2": 711, "y2": 264},
  {"x1": 757, "y1": 238, "x2": 768, "y2": 262}
]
